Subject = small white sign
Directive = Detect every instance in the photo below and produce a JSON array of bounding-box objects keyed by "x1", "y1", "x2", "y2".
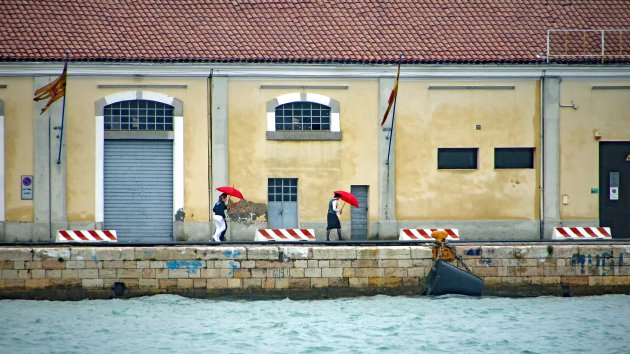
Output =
[
  {"x1": 610, "y1": 187, "x2": 619, "y2": 201},
  {"x1": 21, "y1": 175, "x2": 33, "y2": 200}
]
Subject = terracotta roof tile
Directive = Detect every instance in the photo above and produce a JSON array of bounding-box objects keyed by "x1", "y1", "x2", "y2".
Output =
[{"x1": 0, "y1": 0, "x2": 628, "y2": 64}]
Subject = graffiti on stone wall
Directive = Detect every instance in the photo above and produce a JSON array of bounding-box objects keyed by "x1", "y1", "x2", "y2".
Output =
[
  {"x1": 571, "y1": 251, "x2": 622, "y2": 275},
  {"x1": 226, "y1": 199, "x2": 267, "y2": 225}
]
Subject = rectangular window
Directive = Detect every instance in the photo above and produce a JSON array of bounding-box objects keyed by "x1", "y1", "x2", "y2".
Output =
[
  {"x1": 438, "y1": 148, "x2": 478, "y2": 169},
  {"x1": 495, "y1": 148, "x2": 535, "y2": 169},
  {"x1": 267, "y1": 178, "x2": 298, "y2": 202}
]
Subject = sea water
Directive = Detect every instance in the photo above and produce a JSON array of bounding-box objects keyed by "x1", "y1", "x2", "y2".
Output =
[{"x1": 1, "y1": 294, "x2": 629, "y2": 354}]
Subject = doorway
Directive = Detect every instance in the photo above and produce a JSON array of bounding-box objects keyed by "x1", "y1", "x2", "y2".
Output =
[
  {"x1": 350, "y1": 185, "x2": 369, "y2": 240},
  {"x1": 599, "y1": 142, "x2": 630, "y2": 238},
  {"x1": 268, "y1": 178, "x2": 298, "y2": 228}
]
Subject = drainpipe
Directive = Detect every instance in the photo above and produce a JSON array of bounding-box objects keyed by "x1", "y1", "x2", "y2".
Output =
[
  {"x1": 539, "y1": 70, "x2": 545, "y2": 240},
  {"x1": 208, "y1": 69, "x2": 213, "y2": 225}
]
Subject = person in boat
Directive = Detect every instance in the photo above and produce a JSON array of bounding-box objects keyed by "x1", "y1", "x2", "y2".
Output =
[
  {"x1": 212, "y1": 193, "x2": 228, "y2": 242},
  {"x1": 326, "y1": 193, "x2": 343, "y2": 241}
]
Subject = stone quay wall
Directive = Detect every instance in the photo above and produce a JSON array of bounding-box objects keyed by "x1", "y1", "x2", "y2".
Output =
[{"x1": 0, "y1": 243, "x2": 629, "y2": 300}]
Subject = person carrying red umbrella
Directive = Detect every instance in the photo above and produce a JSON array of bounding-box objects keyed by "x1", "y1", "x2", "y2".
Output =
[
  {"x1": 211, "y1": 186, "x2": 244, "y2": 242},
  {"x1": 326, "y1": 193, "x2": 343, "y2": 241}
]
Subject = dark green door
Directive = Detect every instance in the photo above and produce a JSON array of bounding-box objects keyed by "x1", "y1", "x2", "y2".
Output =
[{"x1": 599, "y1": 142, "x2": 630, "y2": 238}]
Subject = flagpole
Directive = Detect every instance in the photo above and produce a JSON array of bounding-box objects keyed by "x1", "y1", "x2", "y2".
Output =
[
  {"x1": 385, "y1": 53, "x2": 402, "y2": 166},
  {"x1": 56, "y1": 51, "x2": 69, "y2": 164}
]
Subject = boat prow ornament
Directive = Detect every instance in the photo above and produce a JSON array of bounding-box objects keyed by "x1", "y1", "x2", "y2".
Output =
[{"x1": 422, "y1": 230, "x2": 484, "y2": 296}]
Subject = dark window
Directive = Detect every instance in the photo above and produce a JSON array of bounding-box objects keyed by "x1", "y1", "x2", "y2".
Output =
[
  {"x1": 275, "y1": 102, "x2": 331, "y2": 131},
  {"x1": 438, "y1": 148, "x2": 478, "y2": 169},
  {"x1": 104, "y1": 99, "x2": 174, "y2": 131},
  {"x1": 268, "y1": 178, "x2": 298, "y2": 202},
  {"x1": 495, "y1": 148, "x2": 535, "y2": 169}
]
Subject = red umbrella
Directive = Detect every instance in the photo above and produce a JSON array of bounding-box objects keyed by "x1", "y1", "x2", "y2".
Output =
[
  {"x1": 216, "y1": 186, "x2": 244, "y2": 199},
  {"x1": 334, "y1": 190, "x2": 359, "y2": 208}
]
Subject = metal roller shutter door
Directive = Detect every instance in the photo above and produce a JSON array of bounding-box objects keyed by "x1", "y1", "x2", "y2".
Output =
[{"x1": 104, "y1": 139, "x2": 173, "y2": 243}]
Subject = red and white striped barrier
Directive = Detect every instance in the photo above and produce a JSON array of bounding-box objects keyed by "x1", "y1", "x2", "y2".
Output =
[
  {"x1": 55, "y1": 230, "x2": 118, "y2": 243},
  {"x1": 399, "y1": 228, "x2": 460, "y2": 241},
  {"x1": 552, "y1": 227, "x2": 611, "y2": 240},
  {"x1": 255, "y1": 229, "x2": 316, "y2": 241}
]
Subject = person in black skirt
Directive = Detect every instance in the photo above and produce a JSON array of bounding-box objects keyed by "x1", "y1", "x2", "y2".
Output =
[{"x1": 326, "y1": 193, "x2": 343, "y2": 241}]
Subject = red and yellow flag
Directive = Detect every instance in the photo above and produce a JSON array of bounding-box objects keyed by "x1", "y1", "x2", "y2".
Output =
[
  {"x1": 380, "y1": 56, "x2": 402, "y2": 126},
  {"x1": 34, "y1": 61, "x2": 67, "y2": 114}
]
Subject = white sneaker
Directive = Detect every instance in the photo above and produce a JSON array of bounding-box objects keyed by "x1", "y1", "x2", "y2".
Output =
[{"x1": 212, "y1": 235, "x2": 219, "y2": 242}]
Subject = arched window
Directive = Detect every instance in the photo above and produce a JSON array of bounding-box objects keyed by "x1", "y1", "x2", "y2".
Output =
[
  {"x1": 104, "y1": 99, "x2": 173, "y2": 131},
  {"x1": 266, "y1": 93, "x2": 340, "y2": 141},
  {"x1": 275, "y1": 101, "x2": 330, "y2": 131}
]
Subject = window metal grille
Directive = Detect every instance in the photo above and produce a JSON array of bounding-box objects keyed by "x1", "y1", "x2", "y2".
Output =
[
  {"x1": 275, "y1": 101, "x2": 330, "y2": 131},
  {"x1": 438, "y1": 148, "x2": 478, "y2": 169},
  {"x1": 104, "y1": 99, "x2": 174, "y2": 131},
  {"x1": 268, "y1": 178, "x2": 298, "y2": 202},
  {"x1": 495, "y1": 148, "x2": 535, "y2": 169}
]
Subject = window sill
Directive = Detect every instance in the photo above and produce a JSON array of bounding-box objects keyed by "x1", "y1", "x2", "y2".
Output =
[{"x1": 266, "y1": 131, "x2": 341, "y2": 141}]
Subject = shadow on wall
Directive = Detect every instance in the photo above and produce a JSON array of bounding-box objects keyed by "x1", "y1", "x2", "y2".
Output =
[{"x1": 227, "y1": 199, "x2": 267, "y2": 225}]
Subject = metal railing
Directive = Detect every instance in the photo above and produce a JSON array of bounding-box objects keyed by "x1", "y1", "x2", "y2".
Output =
[{"x1": 547, "y1": 29, "x2": 630, "y2": 63}]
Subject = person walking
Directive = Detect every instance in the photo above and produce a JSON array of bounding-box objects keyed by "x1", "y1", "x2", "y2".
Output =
[
  {"x1": 212, "y1": 193, "x2": 228, "y2": 242},
  {"x1": 326, "y1": 193, "x2": 343, "y2": 241}
]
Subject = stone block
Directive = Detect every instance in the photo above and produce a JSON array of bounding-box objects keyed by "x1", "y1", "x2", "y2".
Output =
[
  {"x1": 177, "y1": 279, "x2": 194, "y2": 289},
  {"x1": 17, "y1": 270, "x2": 30, "y2": 279},
  {"x1": 82, "y1": 279, "x2": 104, "y2": 288},
  {"x1": 473, "y1": 266, "x2": 499, "y2": 277},
  {"x1": 290, "y1": 268, "x2": 305, "y2": 278},
  {"x1": 368, "y1": 277, "x2": 402, "y2": 288},
  {"x1": 311, "y1": 278, "x2": 329, "y2": 288},
  {"x1": 24, "y1": 261, "x2": 42, "y2": 270},
  {"x1": 548, "y1": 245, "x2": 579, "y2": 259},
  {"x1": 256, "y1": 260, "x2": 292, "y2": 269},
  {"x1": 275, "y1": 278, "x2": 289, "y2": 289},
  {"x1": 349, "y1": 277, "x2": 368, "y2": 288},
  {"x1": 397, "y1": 259, "x2": 412, "y2": 268},
  {"x1": 206, "y1": 279, "x2": 228, "y2": 289},
  {"x1": 329, "y1": 277, "x2": 349, "y2": 287},
  {"x1": 46, "y1": 269, "x2": 62, "y2": 279},
  {"x1": 227, "y1": 278, "x2": 242, "y2": 288},
  {"x1": 318, "y1": 260, "x2": 330, "y2": 268},
  {"x1": 262, "y1": 278, "x2": 276, "y2": 289},
  {"x1": 31, "y1": 269, "x2": 46, "y2": 279},
  {"x1": 279, "y1": 246, "x2": 310, "y2": 260},
  {"x1": 25, "y1": 279, "x2": 51, "y2": 289},
  {"x1": 61, "y1": 269, "x2": 79, "y2": 279},
  {"x1": 3, "y1": 279, "x2": 25, "y2": 288},
  {"x1": 78, "y1": 269, "x2": 98, "y2": 279},
  {"x1": 118, "y1": 269, "x2": 143, "y2": 279},
  {"x1": 159, "y1": 279, "x2": 177, "y2": 288},
  {"x1": 123, "y1": 261, "x2": 137, "y2": 269},
  {"x1": 322, "y1": 268, "x2": 343, "y2": 278},
  {"x1": 378, "y1": 247, "x2": 411, "y2": 260},
  {"x1": 410, "y1": 247, "x2": 433, "y2": 260},
  {"x1": 243, "y1": 278, "x2": 262, "y2": 288},
  {"x1": 378, "y1": 260, "x2": 398, "y2": 268},
  {"x1": 352, "y1": 259, "x2": 378, "y2": 268},
  {"x1": 410, "y1": 259, "x2": 433, "y2": 268},
  {"x1": 481, "y1": 246, "x2": 515, "y2": 259},
  {"x1": 342, "y1": 268, "x2": 355, "y2": 277},
  {"x1": 355, "y1": 268, "x2": 384, "y2": 278},
  {"x1": 65, "y1": 260, "x2": 86, "y2": 269},
  {"x1": 0, "y1": 248, "x2": 33, "y2": 261},
  {"x1": 1, "y1": 269, "x2": 18, "y2": 279},
  {"x1": 483, "y1": 277, "x2": 502, "y2": 286},
  {"x1": 136, "y1": 261, "x2": 151, "y2": 269},
  {"x1": 501, "y1": 276, "x2": 531, "y2": 285},
  {"x1": 307, "y1": 260, "x2": 319, "y2": 268},
  {"x1": 193, "y1": 279, "x2": 207, "y2": 289},
  {"x1": 250, "y1": 269, "x2": 266, "y2": 278},
  {"x1": 294, "y1": 260, "x2": 308, "y2": 268},
  {"x1": 150, "y1": 261, "x2": 165, "y2": 268},
  {"x1": 232, "y1": 269, "x2": 251, "y2": 279},
  {"x1": 241, "y1": 260, "x2": 256, "y2": 268},
  {"x1": 407, "y1": 267, "x2": 428, "y2": 277},
  {"x1": 305, "y1": 268, "x2": 322, "y2": 278},
  {"x1": 42, "y1": 259, "x2": 65, "y2": 270},
  {"x1": 139, "y1": 279, "x2": 159, "y2": 288},
  {"x1": 514, "y1": 246, "x2": 552, "y2": 259},
  {"x1": 32, "y1": 248, "x2": 70, "y2": 261},
  {"x1": 356, "y1": 247, "x2": 379, "y2": 260},
  {"x1": 561, "y1": 276, "x2": 589, "y2": 287},
  {"x1": 330, "y1": 260, "x2": 352, "y2": 268},
  {"x1": 155, "y1": 269, "x2": 169, "y2": 279},
  {"x1": 384, "y1": 268, "x2": 407, "y2": 278},
  {"x1": 142, "y1": 269, "x2": 156, "y2": 278},
  {"x1": 200, "y1": 268, "x2": 221, "y2": 278},
  {"x1": 402, "y1": 278, "x2": 420, "y2": 287},
  {"x1": 288, "y1": 278, "x2": 310, "y2": 288},
  {"x1": 86, "y1": 248, "x2": 134, "y2": 261},
  {"x1": 135, "y1": 248, "x2": 169, "y2": 261},
  {"x1": 102, "y1": 260, "x2": 123, "y2": 269},
  {"x1": 614, "y1": 276, "x2": 630, "y2": 285},
  {"x1": 13, "y1": 261, "x2": 25, "y2": 270},
  {"x1": 0, "y1": 260, "x2": 13, "y2": 269},
  {"x1": 312, "y1": 246, "x2": 356, "y2": 260},
  {"x1": 247, "y1": 246, "x2": 279, "y2": 260},
  {"x1": 51, "y1": 279, "x2": 80, "y2": 287},
  {"x1": 99, "y1": 269, "x2": 117, "y2": 279}
]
